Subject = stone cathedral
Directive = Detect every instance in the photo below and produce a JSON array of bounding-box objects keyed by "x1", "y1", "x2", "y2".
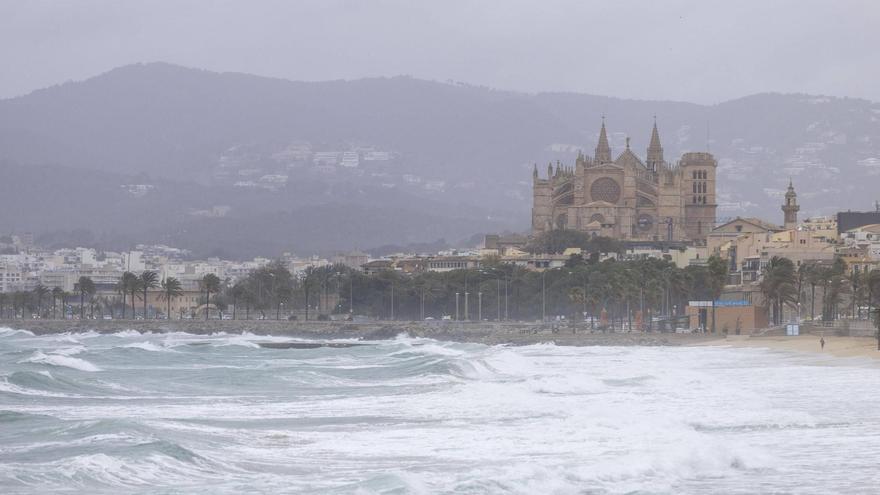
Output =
[{"x1": 531, "y1": 119, "x2": 717, "y2": 244}]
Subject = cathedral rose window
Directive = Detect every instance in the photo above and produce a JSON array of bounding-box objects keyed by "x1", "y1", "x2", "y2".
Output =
[{"x1": 590, "y1": 177, "x2": 621, "y2": 203}]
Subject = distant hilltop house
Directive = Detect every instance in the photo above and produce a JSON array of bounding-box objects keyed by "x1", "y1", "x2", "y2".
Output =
[{"x1": 532, "y1": 119, "x2": 717, "y2": 244}]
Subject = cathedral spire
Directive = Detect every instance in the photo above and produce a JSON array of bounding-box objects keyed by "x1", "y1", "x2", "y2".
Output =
[
  {"x1": 646, "y1": 116, "x2": 664, "y2": 171},
  {"x1": 595, "y1": 117, "x2": 611, "y2": 163}
]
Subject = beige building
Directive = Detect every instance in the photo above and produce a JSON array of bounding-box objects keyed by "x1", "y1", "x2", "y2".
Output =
[
  {"x1": 709, "y1": 182, "x2": 836, "y2": 284},
  {"x1": 532, "y1": 119, "x2": 717, "y2": 244}
]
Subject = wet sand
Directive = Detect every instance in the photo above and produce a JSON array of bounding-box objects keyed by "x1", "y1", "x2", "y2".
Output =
[{"x1": 700, "y1": 334, "x2": 880, "y2": 359}]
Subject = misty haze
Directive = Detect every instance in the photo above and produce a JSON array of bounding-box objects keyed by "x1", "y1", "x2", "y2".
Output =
[{"x1": 1, "y1": 2, "x2": 880, "y2": 494}]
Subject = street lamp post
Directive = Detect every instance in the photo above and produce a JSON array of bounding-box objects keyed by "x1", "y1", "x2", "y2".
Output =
[
  {"x1": 542, "y1": 270, "x2": 547, "y2": 322},
  {"x1": 464, "y1": 292, "x2": 469, "y2": 322},
  {"x1": 504, "y1": 278, "x2": 509, "y2": 321},
  {"x1": 496, "y1": 278, "x2": 501, "y2": 321},
  {"x1": 455, "y1": 292, "x2": 460, "y2": 321},
  {"x1": 478, "y1": 291, "x2": 483, "y2": 322}
]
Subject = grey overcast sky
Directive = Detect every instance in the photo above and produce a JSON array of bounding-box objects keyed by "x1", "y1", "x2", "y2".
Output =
[{"x1": 2, "y1": 0, "x2": 879, "y2": 103}]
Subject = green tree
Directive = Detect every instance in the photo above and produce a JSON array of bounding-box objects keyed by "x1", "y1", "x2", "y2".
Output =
[
  {"x1": 139, "y1": 271, "x2": 159, "y2": 319},
  {"x1": 868, "y1": 269, "x2": 880, "y2": 350},
  {"x1": 77, "y1": 276, "x2": 95, "y2": 319},
  {"x1": 160, "y1": 277, "x2": 183, "y2": 320},
  {"x1": 201, "y1": 273, "x2": 221, "y2": 320},
  {"x1": 51, "y1": 286, "x2": 63, "y2": 319},
  {"x1": 33, "y1": 284, "x2": 49, "y2": 318},
  {"x1": 120, "y1": 271, "x2": 141, "y2": 319},
  {"x1": 760, "y1": 256, "x2": 798, "y2": 325}
]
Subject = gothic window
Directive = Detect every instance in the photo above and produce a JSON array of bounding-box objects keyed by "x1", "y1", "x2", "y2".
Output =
[
  {"x1": 693, "y1": 183, "x2": 697, "y2": 193},
  {"x1": 589, "y1": 213, "x2": 606, "y2": 224},
  {"x1": 637, "y1": 214, "x2": 654, "y2": 232},
  {"x1": 590, "y1": 177, "x2": 621, "y2": 203},
  {"x1": 692, "y1": 171, "x2": 697, "y2": 179},
  {"x1": 556, "y1": 213, "x2": 568, "y2": 229},
  {"x1": 693, "y1": 195, "x2": 697, "y2": 204}
]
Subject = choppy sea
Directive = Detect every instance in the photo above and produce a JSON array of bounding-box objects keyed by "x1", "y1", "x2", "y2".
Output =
[{"x1": 1, "y1": 327, "x2": 879, "y2": 494}]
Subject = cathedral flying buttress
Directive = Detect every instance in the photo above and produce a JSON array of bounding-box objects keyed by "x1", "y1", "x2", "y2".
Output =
[{"x1": 531, "y1": 119, "x2": 717, "y2": 244}]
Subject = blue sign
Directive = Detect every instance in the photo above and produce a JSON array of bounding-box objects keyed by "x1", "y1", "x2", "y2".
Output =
[{"x1": 714, "y1": 300, "x2": 750, "y2": 307}]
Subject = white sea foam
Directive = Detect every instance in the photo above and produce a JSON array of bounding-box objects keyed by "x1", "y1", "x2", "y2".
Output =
[
  {"x1": 122, "y1": 341, "x2": 168, "y2": 352},
  {"x1": 1, "y1": 336, "x2": 878, "y2": 493},
  {"x1": 53, "y1": 345, "x2": 87, "y2": 356},
  {"x1": 21, "y1": 351, "x2": 102, "y2": 372},
  {"x1": 0, "y1": 327, "x2": 35, "y2": 337}
]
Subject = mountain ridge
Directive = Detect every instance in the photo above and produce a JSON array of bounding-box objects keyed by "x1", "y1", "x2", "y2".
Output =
[{"x1": 2, "y1": 62, "x2": 878, "y2": 256}]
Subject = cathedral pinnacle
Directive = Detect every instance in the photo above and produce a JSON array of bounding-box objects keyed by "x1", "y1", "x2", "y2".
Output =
[
  {"x1": 595, "y1": 118, "x2": 611, "y2": 163},
  {"x1": 646, "y1": 118, "x2": 664, "y2": 170}
]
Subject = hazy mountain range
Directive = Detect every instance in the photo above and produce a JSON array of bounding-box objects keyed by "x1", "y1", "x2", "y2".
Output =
[{"x1": 1, "y1": 62, "x2": 878, "y2": 258}]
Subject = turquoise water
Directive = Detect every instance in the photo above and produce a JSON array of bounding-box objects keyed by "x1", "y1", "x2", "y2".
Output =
[{"x1": 1, "y1": 327, "x2": 879, "y2": 494}]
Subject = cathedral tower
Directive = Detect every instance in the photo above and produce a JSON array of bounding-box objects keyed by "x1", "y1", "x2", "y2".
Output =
[
  {"x1": 782, "y1": 179, "x2": 799, "y2": 230},
  {"x1": 646, "y1": 119, "x2": 664, "y2": 171},
  {"x1": 594, "y1": 118, "x2": 611, "y2": 163}
]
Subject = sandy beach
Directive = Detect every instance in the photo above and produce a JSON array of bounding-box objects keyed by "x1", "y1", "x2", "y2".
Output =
[{"x1": 701, "y1": 334, "x2": 880, "y2": 360}]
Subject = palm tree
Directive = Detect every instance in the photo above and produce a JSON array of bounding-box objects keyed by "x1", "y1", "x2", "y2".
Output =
[
  {"x1": 33, "y1": 284, "x2": 49, "y2": 318},
  {"x1": 302, "y1": 266, "x2": 318, "y2": 321},
  {"x1": 120, "y1": 272, "x2": 140, "y2": 319},
  {"x1": 139, "y1": 271, "x2": 159, "y2": 319},
  {"x1": 201, "y1": 273, "x2": 221, "y2": 320},
  {"x1": 760, "y1": 256, "x2": 798, "y2": 325},
  {"x1": 160, "y1": 277, "x2": 183, "y2": 320},
  {"x1": 117, "y1": 273, "x2": 130, "y2": 319},
  {"x1": 51, "y1": 286, "x2": 63, "y2": 319},
  {"x1": 77, "y1": 276, "x2": 96, "y2": 319},
  {"x1": 0, "y1": 293, "x2": 7, "y2": 319},
  {"x1": 867, "y1": 269, "x2": 880, "y2": 350},
  {"x1": 228, "y1": 282, "x2": 246, "y2": 320}
]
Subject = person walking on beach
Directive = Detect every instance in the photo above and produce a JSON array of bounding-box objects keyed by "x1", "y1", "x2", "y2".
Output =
[{"x1": 820, "y1": 336, "x2": 825, "y2": 350}]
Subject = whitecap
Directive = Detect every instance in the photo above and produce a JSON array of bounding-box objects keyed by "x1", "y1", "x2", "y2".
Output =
[
  {"x1": 21, "y1": 351, "x2": 102, "y2": 372},
  {"x1": 0, "y1": 327, "x2": 35, "y2": 337},
  {"x1": 54, "y1": 345, "x2": 88, "y2": 356},
  {"x1": 122, "y1": 342, "x2": 168, "y2": 352}
]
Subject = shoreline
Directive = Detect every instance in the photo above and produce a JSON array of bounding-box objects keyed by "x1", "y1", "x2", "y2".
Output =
[
  {"x1": 3, "y1": 319, "x2": 877, "y2": 357},
  {"x1": 699, "y1": 334, "x2": 880, "y2": 360},
  {"x1": 0, "y1": 319, "x2": 716, "y2": 347}
]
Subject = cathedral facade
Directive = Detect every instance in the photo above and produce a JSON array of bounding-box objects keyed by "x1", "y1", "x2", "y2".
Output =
[{"x1": 532, "y1": 119, "x2": 717, "y2": 244}]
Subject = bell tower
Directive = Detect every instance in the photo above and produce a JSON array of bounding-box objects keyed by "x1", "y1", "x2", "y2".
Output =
[{"x1": 782, "y1": 179, "x2": 799, "y2": 230}]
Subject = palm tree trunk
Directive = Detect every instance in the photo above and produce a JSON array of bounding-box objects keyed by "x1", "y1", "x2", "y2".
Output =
[
  {"x1": 167, "y1": 294, "x2": 171, "y2": 321},
  {"x1": 122, "y1": 292, "x2": 127, "y2": 319},
  {"x1": 143, "y1": 287, "x2": 148, "y2": 319},
  {"x1": 810, "y1": 284, "x2": 815, "y2": 320},
  {"x1": 80, "y1": 291, "x2": 84, "y2": 319},
  {"x1": 305, "y1": 287, "x2": 310, "y2": 321},
  {"x1": 53, "y1": 298, "x2": 57, "y2": 319},
  {"x1": 205, "y1": 291, "x2": 210, "y2": 320}
]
